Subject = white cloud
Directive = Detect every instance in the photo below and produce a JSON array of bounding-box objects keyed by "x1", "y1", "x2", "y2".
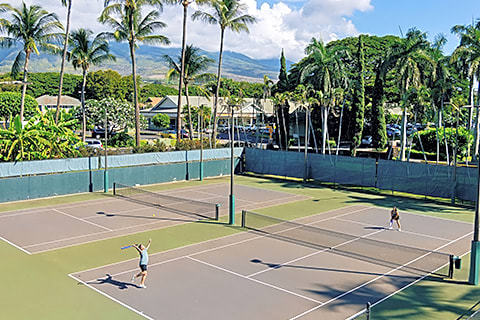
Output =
[{"x1": 11, "y1": 0, "x2": 373, "y2": 61}]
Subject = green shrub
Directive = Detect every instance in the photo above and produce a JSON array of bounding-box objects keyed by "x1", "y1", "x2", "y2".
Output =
[
  {"x1": 411, "y1": 127, "x2": 473, "y2": 161},
  {"x1": 132, "y1": 139, "x2": 168, "y2": 153},
  {"x1": 109, "y1": 132, "x2": 134, "y2": 147}
]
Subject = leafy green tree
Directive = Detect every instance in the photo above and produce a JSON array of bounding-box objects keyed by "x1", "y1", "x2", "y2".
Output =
[
  {"x1": 55, "y1": 0, "x2": 73, "y2": 124},
  {"x1": 297, "y1": 37, "x2": 347, "y2": 154},
  {"x1": 350, "y1": 35, "x2": 365, "y2": 156},
  {"x1": 164, "y1": 44, "x2": 214, "y2": 138},
  {"x1": 152, "y1": 113, "x2": 170, "y2": 129},
  {"x1": 192, "y1": 0, "x2": 256, "y2": 142},
  {"x1": 85, "y1": 70, "x2": 132, "y2": 101},
  {"x1": 370, "y1": 62, "x2": 388, "y2": 149},
  {"x1": 277, "y1": 49, "x2": 288, "y2": 93},
  {"x1": 0, "y1": 3, "x2": 63, "y2": 122},
  {"x1": 100, "y1": 0, "x2": 170, "y2": 146},
  {"x1": 181, "y1": 105, "x2": 211, "y2": 129},
  {"x1": 451, "y1": 20, "x2": 480, "y2": 159},
  {"x1": 81, "y1": 97, "x2": 145, "y2": 133},
  {"x1": 68, "y1": 29, "x2": 115, "y2": 142},
  {"x1": 0, "y1": 92, "x2": 38, "y2": 123}
]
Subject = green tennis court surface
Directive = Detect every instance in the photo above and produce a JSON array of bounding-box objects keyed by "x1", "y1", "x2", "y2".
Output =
[{"x1": 1, "y1": 175, "x2": 479, "y2": 319}]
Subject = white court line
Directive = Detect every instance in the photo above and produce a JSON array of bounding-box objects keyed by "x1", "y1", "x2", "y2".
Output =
[
  {"x1": 81, "y1": 206, "x2": 374, "y2": 280},
  {"x1": 345, "y1": 249, "x2": 472, "y2": 320},
  {"x1": 52, "y1": 209, "x2": 113, "y2": 232},
  {"x1": 246, "y1": 229, "x2": 386, "y2": 278},
  {"x1": 67, "y1": 274, "x2": 153, "y2": 320},
  {"x1": 289, "y1": 231, "x2": 473, "y2": 320},
  {"x1": 26, "y1": 215, "x2": 193, "y2": 250},
  {"x1": 72, "y1": 205, "x2": 367, "y2": 276},
  {"x1": 0, "y1": 235, "x2": 31, "y2": 255},
  {"x1": 187, "y1": 256, "x2": 323, "y2": 304},
  {"x1": 334, "y1": 217, "x2": 453, "y2": 242}
]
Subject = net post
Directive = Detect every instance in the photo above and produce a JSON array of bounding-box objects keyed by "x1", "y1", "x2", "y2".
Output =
[
  {"x1": 215, "y1": 204, "x2": 220, "y2": 221},
  {"x1": 113, "y1": 182, "x2": 116, "y2": 196},
  {"x1": 241, "y1": 210, "x2": 246, "y2": 228},
  {"x1": 448, "y1": 254, "x2": 454, "y2": 279},
  {"x1": 366, "y1": 302, "x2": 371, "y2": 320}
]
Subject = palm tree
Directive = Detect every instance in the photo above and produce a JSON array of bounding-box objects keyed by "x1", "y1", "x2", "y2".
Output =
[
  {"x1": 429, "y1": 35, "x2": 451, "y2": 163},
  {"x1": 451, "y1": 21, "x2": 480, "y2": 160},
  {"x1": 297, "y1": 38, "x2": 347, "y2": 154},
  {"x1": 55, "y1": 0, "x2": 72, "y2": 124},
  {"x1": 163, "y1": 44, "x2": 214, "y2": 139},
  {"x1": 99, "y1": 0, "x2": 170, "y2": 146},
  {"x1": 192, "y1": 0, "x2": 256, "y2": 144},
  {"x1": 68, "y1": 29, "x2": 115, "y2": 142},
  {"x1": 167, "y1": 0, "x2": 208, "y2": 142},
  {"x1": 0, "y1": 3, "x2": 63, "y2": 123},
  {"x1": 387, "y1": 28, "x2": 431, "y2": 160}
]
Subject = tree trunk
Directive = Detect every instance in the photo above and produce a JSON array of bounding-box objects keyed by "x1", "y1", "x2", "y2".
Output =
[
  {"x1": 303, "y1": 108, "x2": 309, "y2": 182},
  {"x1": 275, "y1": 107, "x2": 282, "y2": 149},
  {"x1": 281, "y1": 105, "x2": 288, "y2": 151},
  {"x1": 336, "y1": 98, "x2": 345, "y2": 156},
  {"x1": 55, "y1": 0, "x2": 72, "y2": 124},
  {"x1": 129, "y1": 41, "x2": 140, "y2": 146},
  {"x1": 81, "y1": 68, "x2": 87, "y2": 143},
  {"x1": 176, "y1": 2, "x2": 188, "y2": 142},
  {"x1": 321, "y1": 106, "x2": 327, "y2": 154},
  {"x1": 212, "y1": 28, "x2": 225, "y2": 145},
  {"x1": 476, "y1": 80, "x2": 480, "y2": 161},
  {"x1": 435, "y1": 104, "x2": 440, "y2": 164},
  {"x1": 185, "y1": 84, "x2": 193, "y2": 140},
  {"x1": 400, "y1": 106, "x2": 407, "y2": 161},
  {"x1": 20, "y1": 50, "x2": 31, "y2": 123}
]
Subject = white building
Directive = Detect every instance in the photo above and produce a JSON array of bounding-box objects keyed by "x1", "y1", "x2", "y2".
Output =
[
  {"x1": 36, "y1": 95, "x2": 81, "y2": 113},
  {"x1": 140, "y1": 95, "x2": 275, "y2": 130}
]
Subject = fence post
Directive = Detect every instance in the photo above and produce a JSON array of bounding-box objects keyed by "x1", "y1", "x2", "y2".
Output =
[
  {"x1": 215, "y1": 204, "x2": 220, "y2": 221},
  {"x1": 241, "y1": 210, "x2": 246, "y2": 228}
]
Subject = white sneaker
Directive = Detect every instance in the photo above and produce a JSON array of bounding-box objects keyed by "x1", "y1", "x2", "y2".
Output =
[
  {"x1": 398, "y1": 228, "x2": 401, "y2": 232},
  {"x1": 140, "y1": 284, "x2": 147, "y2": 288},
  {"x1": 388, "y1": 226, "x2": 392, "y2": 230},
  {"x1": 131, "y1": 275, "x2": 135, "y2": 283}
]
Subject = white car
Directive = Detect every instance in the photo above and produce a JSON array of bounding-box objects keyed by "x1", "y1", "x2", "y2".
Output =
[{"x1": 85, "y1": 139, "x2": 103, "y2": 149}]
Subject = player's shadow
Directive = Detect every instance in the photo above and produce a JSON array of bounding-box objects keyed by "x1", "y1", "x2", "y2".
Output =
[
  {"x1": 250, "y1": 259, "x2": 414, "y2": 279},
  {"x1": 363, "y1": 226, "x2": 386, "y2": 230},
  {"x1": 90, "y1": 274, "x2": 141, "y2": 290}
]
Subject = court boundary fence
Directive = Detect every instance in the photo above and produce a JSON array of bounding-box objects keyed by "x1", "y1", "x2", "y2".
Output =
[
  {"x1": 0, "y1": 148, "x2": 243, "y2": 203},
  {"x1": 245, "y1": 148, "x2": 477, "y2": 203}
]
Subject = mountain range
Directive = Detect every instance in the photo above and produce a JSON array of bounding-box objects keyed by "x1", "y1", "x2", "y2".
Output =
[{"x1": 0, "y1": 43, "x2": 294, "y2": 83}]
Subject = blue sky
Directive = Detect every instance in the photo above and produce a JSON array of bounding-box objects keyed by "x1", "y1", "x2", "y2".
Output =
[
  {"x1": 350, "y1": 0, "x2": 480, "y2": 54},
  {"x1": 11, "y1": 0, "x2": 480, "y2": 61}
]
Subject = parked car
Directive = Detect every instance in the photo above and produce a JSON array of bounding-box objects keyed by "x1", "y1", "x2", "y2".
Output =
[
  {"x1": 387, "y1": 128, "x2": 401, "y2": 137},
  {"x1": 160, "y1": 130, "x2": 177, "y2": 139},
  {"x1": 84, "y1": 139, "x2": 103, "y2": 149},
  {"x1": 361, "y1": 136, "x2": 372, "y2": 146},
  {"x1": 92, "y1": 126, "x2": 116, "y2": 139}
]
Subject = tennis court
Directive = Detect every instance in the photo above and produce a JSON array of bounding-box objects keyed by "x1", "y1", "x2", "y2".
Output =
[
  {"x1": 0, "y1": 183, "x2": 306, "y2": 254},
  {"x1": 71, "y1": 204, "x2": 472, "y2": 320}
]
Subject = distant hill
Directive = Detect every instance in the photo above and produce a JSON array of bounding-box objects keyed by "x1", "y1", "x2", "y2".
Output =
[{"x1": 0, "y1": 43, "x2": 294, "y2": 83}]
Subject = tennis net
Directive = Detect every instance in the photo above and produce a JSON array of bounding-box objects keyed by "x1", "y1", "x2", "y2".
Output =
[
  {"x1": 241, "y1": 210, "x2": 455, "y2": 277},
  {"x1": 113, "y1": 183, "x2": 220, "y2": 220}
]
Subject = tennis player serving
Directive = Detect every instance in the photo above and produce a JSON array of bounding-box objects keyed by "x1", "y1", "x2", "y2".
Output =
[
  {"x1": 388, "y1": 207, "x2": 401, "y2": 231},
  {"x1": 131, "y1": 239, "x2": 151, "y2": 288}
]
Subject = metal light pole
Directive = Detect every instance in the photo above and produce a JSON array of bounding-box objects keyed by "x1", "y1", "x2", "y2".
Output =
[
  {"x1": 104, "y1": 108, "x2": 109, "y2": 193},
  {"x1": 229, "y1": 106, "x2": 235, "y2": 225},
  {"x1": 303, "y1": 106, "x2": 309, "y2": 183},
  {"x1": 200, "y1": 110, "x2": 204, "y2": 181}
]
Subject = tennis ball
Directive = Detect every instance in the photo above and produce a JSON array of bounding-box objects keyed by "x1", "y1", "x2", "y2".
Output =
[{"x1": 152, "y1": 214, "x2": 155, "y2": 217}]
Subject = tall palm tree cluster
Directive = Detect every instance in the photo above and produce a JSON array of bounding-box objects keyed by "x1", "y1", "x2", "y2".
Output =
[
  {"x1": 0, "y1": 0, "x2": 256, "y2": 147},
  {"x1": 273, "y1": 22, "x2": 480, "y2": 162}
]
